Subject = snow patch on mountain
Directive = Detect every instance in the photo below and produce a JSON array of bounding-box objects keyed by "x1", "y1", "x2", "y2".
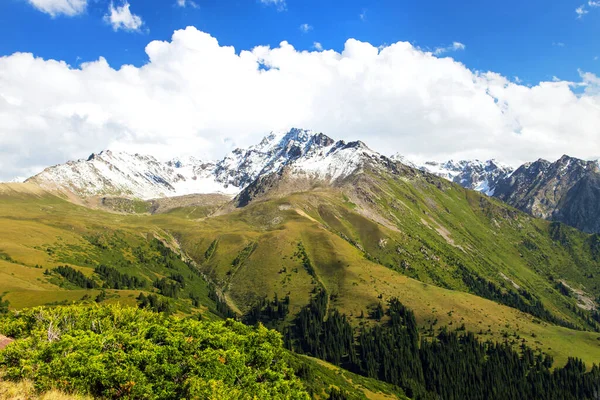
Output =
[
  {"x1": 392, "y1": 155, "x2": 514, "y2": 196},
  {"x1": 28, "y1": 150, "x2": 238, "y2": 199},
  {"x1": 291, "y1": 140, "x2": 380, "y2": 181},
  {"x1": 26, "y1": 128, "x2": 382, "y2": 200}
]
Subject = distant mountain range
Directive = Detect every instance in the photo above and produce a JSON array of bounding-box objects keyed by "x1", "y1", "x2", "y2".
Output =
[
  {"x1": 22, "y1": 128, "x2": 600, "y2": 233},
  {"x1": 402, "y1": 154, "x2": 600, "y2": 233},
  {"x1": 396, "y1": 157, "x2": 514, "y2": 196},
  {"x1": 26, "y1": 128, "x2": 380, "y2": 200}
]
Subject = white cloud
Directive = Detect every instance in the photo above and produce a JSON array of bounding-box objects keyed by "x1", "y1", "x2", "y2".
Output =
[
  {"x1": 27, "y1": 0, "x2": 87, "y2": 17},
  {"x1": 589, "y1": 1, "x2": 600, "y2": 7},
  {"x1": 104, "y1": 1, "x2": 144, "y2": 32},
  {"x1": 299, "y1": 23, "x2": 313, "y2": 33},
  {"x1": 176, "y1": 0, "x2": 198, "y2": 8},
  {"x1": 434, "y1": 41, "x2": 466, "y2": 55},
  {"x1": 552, "y1": 42, "x2": 565, "y2": 47},
  {"x1": 576, "y1": 5, "x2": 589, "y2": 18},
  {"x1": 359, "y1": 10, "x2": 367, "y2": 21},
  {"x1": 313, "y1": 42, "x2": 323, "y2": 51},
  {"x1": 1, "y1": 27, "x2": 600, "y2": 181},
  {"x1": 259, "y1": 0, "x2": 286, "y2": 11}
]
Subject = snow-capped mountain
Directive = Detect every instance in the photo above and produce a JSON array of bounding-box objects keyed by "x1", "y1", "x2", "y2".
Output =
[
  {"x1": 26, "y1": 128, "x2": 383, "y2": 200},
  {"x1": 392, "y1": 155, "x2": 513, "y2": 196},
  {"x1": 26, "y1": 151, "x2": 231, "y2": 200}
]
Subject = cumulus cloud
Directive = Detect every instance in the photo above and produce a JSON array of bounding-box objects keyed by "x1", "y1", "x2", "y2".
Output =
[
  {"x1": 434, "y1": 42, "x2": 466, "y2": 55},
  {"x1": 104, "y1": 1, "x2": 144, "y2": 32},
  {"x1": 27, "y1": 0, "x2": 87, "y2": 17},
  {"x1": 313, "y1": 42, "x2": 323, "y2": 51},
  {"x1": 1, "y1": 27, "x2": 600, "y2": 180},
  {"x1": 259, "y1": 0, "x2": 286, "y2": 11}
]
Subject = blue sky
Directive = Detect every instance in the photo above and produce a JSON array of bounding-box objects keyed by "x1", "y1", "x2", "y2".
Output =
[
  {"x1": 1, "y1": 0, "x2": 598, "y2": 83},
  {"x1": 1, "y1": 0, "x2": 600, "y2": 180}
]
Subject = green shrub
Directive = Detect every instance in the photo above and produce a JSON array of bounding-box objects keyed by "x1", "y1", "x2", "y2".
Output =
[{"x1": 0, "y1": 304, "x2": 309, "y2": 399}]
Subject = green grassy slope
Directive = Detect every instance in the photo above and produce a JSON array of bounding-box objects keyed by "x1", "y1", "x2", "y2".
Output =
[
  {"x1": 148, "y1": 195, "x2": 600, "y2": 366},
  {"x1": 0, "y1": 184, "x2": 218, "y2": 317},
  {"x1": 1, "y1": 176, "x2": 600, "y2": 368}
]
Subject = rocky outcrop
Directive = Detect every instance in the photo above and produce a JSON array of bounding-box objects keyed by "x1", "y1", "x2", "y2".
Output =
[{"x1": 494, "y1": 155, "x2": 600, "y2": 233}]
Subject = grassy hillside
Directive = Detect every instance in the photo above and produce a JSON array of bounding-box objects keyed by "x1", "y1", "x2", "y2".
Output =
[
  {"x1": 1, "y1": 176, "x2": 600, "y2": 370},
  {"x1": 149, "y1": 193, "x2": 600, "y2": 366},
  {"x1": 0, "y1": 184, "x2": 219, "y2": 317}
]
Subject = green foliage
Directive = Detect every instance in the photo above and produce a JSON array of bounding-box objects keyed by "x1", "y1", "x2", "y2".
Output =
[
  {"x1": 327, "y1": 387, "x2": 351, "y2": 399},
  {"x1": 0, "y1": 304, "x2": 309, "y2": 399},
  {"x1": 137, "y1": 293, "x2": 175, "y2": 315},
  {"x1": 285, "y1": 296, "x2": 600, "y2": 400},
  {"x1": 295, "y1": 242, "x2": 317, "y2": 279},
  {"x1": 243, "y1": 294, "x2": 290, "y2": 329},
  {"x1": 204, "y1": 239, "x2": 218, "y2": 260},
  {"x1": 0, "y1": 251, "x2": 15, "y2": 263},
  {"x1": 94, "y1": 290, "x2": 106, "y2": 303},
  {"x1": 457, "y1": 264, "x2": 582, "y2": 330},
  {"x1": 0, "y1": 296, "x2": 8, "y2": 314},
  {"x1": 54, "y1": 266, "x2": 98, "y2": 289},
  {"x1": 153, "y1": 277, "x2": 182, "y2": 298},
  {"x1": 232, "y1": 242, "x2": 257, "y2": 268},
  {"x1": 289, "y1": 290, "x2": 356, "y2": 367},
  {"x1": 556, "y1": 281, "x2": 573, "y2": 297},
  {"x1": 208, "y1": 284, "x2": 237, "y2": 319},
  {"x1": 94, "y1": 265, "x2": 147, "y2": 290}
]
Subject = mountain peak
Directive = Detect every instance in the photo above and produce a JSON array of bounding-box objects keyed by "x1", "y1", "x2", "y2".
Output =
[
  {"x1": 27, "y1": 128, "x2": 379, "y2": 200},
  {"x1": 87, "y1": 149, "x2": 113, "y2": 162}
]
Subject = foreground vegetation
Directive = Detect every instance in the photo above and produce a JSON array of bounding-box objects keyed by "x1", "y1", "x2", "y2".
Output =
[
  {"x1": 0, "y1": 304, "x2": 407, "y2": 399},
  {"x1": 2, "y1": 176, "x2": 600, "y2": 397},
  {"x1": 2, "y1": 299, "x2": 599, "y2": 399},
  {"x1": 0, "y1": 304, "x2": 308, "y2": 399}
]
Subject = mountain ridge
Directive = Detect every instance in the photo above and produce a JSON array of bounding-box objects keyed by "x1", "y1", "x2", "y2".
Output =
[
  {"x1": 25, "y1": 128, "x2": 387, "y2": 202},
  {"x1": 18, "y1": 128, "x2": 600, "y2": 233}
]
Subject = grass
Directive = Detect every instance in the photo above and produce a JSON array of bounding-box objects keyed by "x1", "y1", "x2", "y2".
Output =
[
  {"x1": 0, "y1": 379, "x2": 90, "y2": 400},
  {"x1": 0, "y1": 186, "x2": 219, "y2": 318},
  {"x1": 287, "y1": 354, "x2": 408, "y2": 400}
]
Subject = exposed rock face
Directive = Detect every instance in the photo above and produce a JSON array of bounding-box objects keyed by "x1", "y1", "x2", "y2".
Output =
[
  {"x1": 494, "y1": 155, "x2": 600, "y2": 233},
  {"x1": 393, "y1": 156, "x2": 514, "y2": 196}
]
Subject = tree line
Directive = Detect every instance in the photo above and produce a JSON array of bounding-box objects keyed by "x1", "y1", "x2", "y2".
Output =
[
  {"x1": 457, "y1": 264, "x2": 587, "y2": 331},
  {"x1": 53, "y1": 265, "x2": 98, "y2": 289},
  {"x1": 284, "y1": 291, "x2": 600, "y2": 400},
  {"x1": 95, "y1": 265, "x2": 146, "y2": 290}
]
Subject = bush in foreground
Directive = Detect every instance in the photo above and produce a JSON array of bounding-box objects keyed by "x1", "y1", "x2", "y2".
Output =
[{"x1": 0, "y1": 304, "x2": 309, "y2": 399}]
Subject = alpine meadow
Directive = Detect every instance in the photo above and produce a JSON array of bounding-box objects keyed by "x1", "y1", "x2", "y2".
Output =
[{"x1": 2, "y1": 1, "x2": 600, "y2": 399}]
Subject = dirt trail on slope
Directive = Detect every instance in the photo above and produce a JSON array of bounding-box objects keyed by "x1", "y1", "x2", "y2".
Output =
[{"x1": 294, "y1": 208, "x2": 321, "y2": 224}]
